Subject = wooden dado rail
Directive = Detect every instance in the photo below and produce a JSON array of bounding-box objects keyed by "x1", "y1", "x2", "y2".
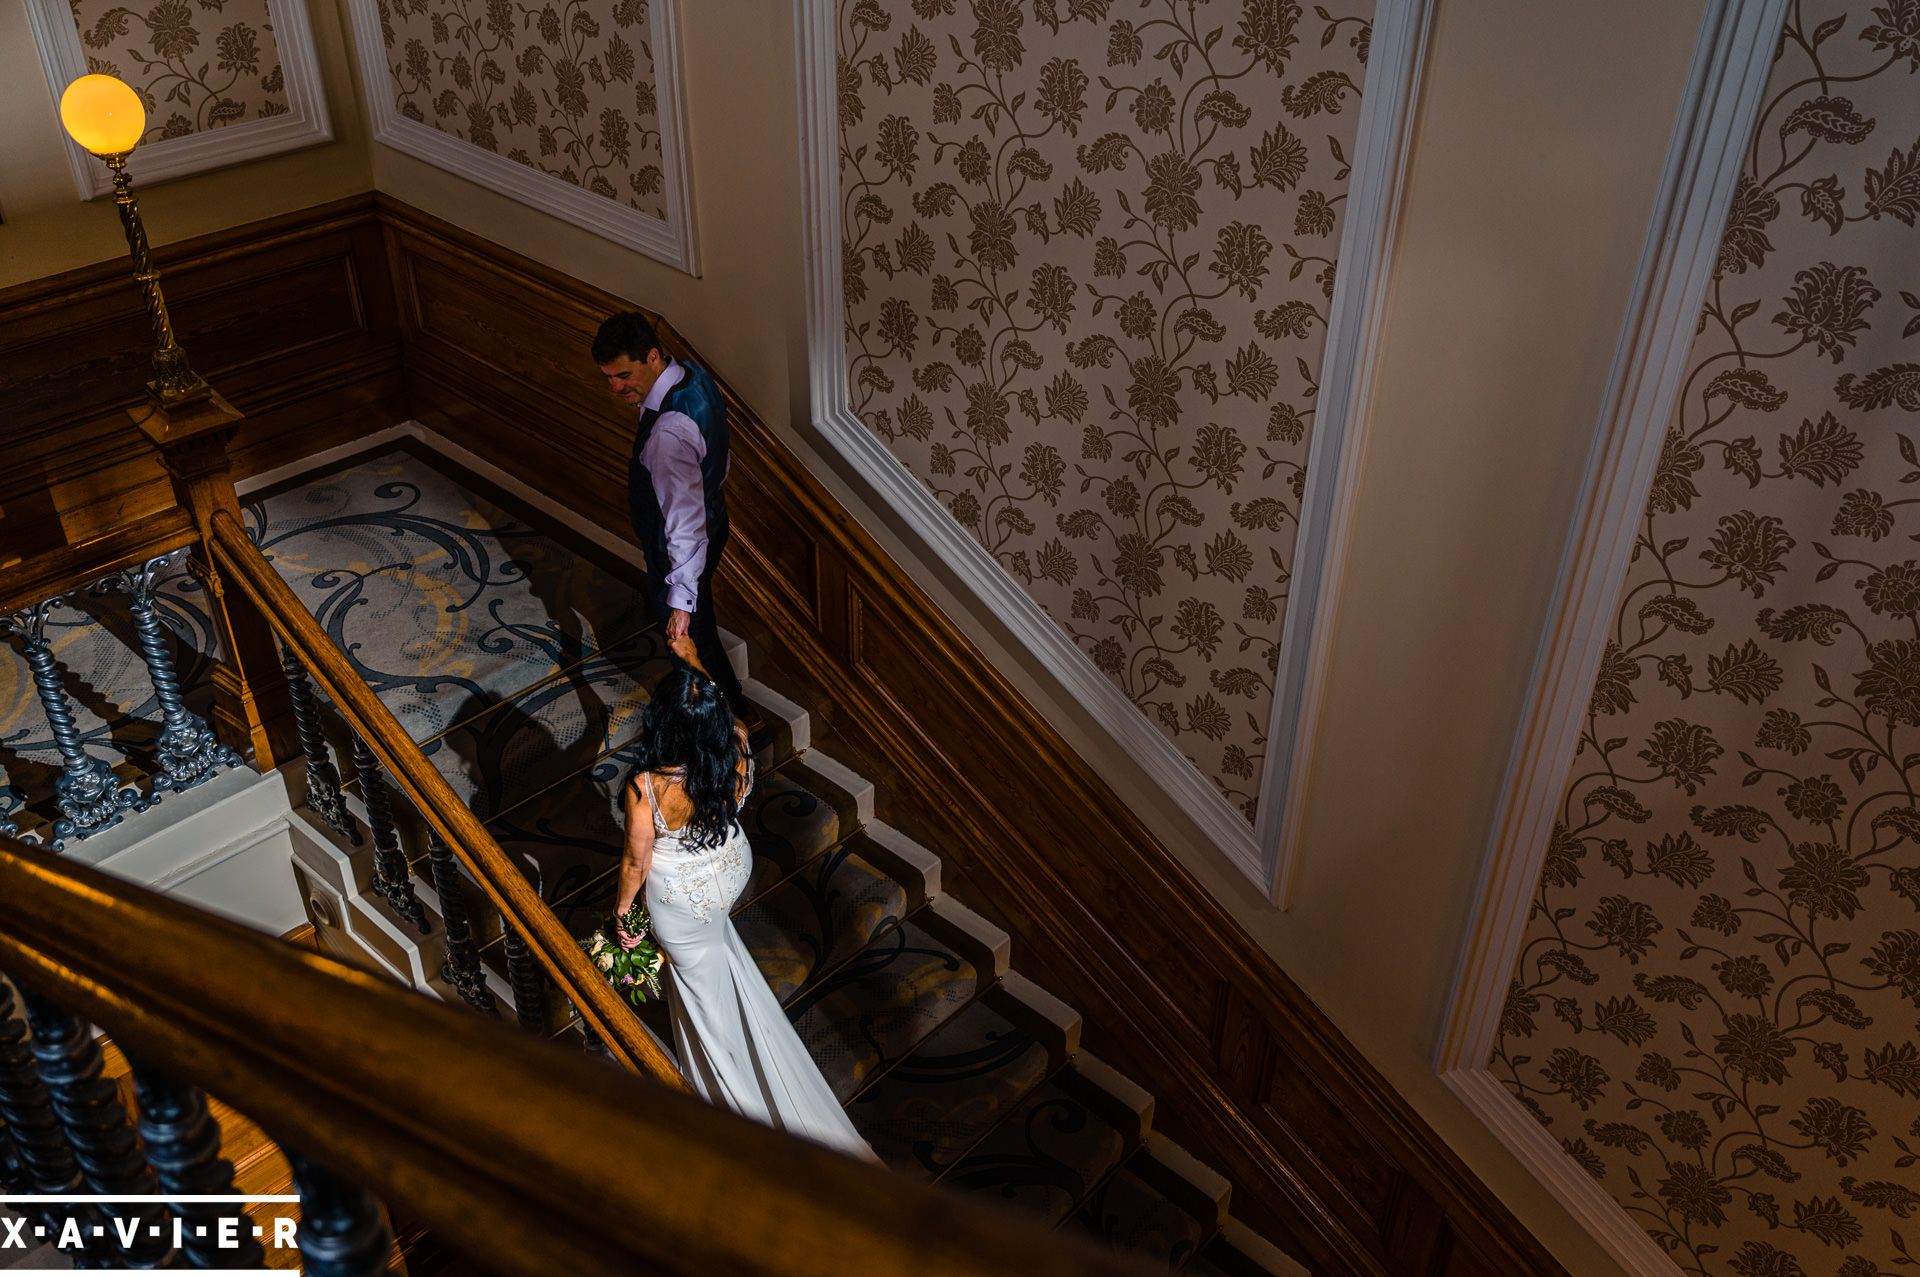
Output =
[
  {"x1": 0, "y1": 834, "x2": 1151, "y2": 1277},
  {"x1": 3, "y1": 193, "x2": 1568, "y2": 1277}
]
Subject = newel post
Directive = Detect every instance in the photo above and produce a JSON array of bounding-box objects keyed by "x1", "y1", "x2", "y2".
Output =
[{"x1": 134, "y1": 394, "x2": 296, "y2": 770}]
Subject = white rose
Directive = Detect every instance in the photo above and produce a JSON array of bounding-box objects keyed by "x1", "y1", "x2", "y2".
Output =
[{"x1": 595, "y1": 952, "x2": 615, "y2": 972}]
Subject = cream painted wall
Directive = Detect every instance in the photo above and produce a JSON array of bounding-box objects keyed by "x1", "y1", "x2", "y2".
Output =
[{"x1": 0, "y1": 0, "x2": 374, "y2": 287}]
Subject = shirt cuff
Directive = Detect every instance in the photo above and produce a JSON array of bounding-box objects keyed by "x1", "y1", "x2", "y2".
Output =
[{"x1": 665, "y1": 585, "x2": 698, "y2": 613}]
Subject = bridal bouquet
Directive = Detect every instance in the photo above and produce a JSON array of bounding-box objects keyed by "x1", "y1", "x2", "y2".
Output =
[{"x1": 580, "y1": 900, "x2": 665, "y2": 1008}]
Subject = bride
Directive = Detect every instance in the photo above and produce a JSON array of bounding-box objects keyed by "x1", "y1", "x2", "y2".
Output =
[{"x1": 612, "y1": 634, "x2": 876, "y2": 1161}]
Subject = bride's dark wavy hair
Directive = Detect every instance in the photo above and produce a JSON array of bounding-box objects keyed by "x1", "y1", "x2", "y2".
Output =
[{"x1": 630, "y1": 661, "x2": 742, "y2": 848}]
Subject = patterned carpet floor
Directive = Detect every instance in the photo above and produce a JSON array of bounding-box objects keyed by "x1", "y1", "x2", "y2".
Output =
[{"x1": 3, "y1": 446, "x2": 1298, "y2": 1276}]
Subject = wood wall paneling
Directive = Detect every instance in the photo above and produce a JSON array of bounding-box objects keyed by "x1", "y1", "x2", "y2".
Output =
[
  {"x1": 722, "y1": 460, "x2": 821, "y2": 628},
  {"x1": 0, "y1": 196, "x2": 404, "y2": 569}
]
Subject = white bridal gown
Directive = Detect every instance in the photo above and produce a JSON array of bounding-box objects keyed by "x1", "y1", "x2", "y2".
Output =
[{"x1": 636, "y1": 767, "x2": 877, "y2": 1161}]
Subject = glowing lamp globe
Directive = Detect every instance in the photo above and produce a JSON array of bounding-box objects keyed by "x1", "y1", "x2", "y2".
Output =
[{"x1": 59, "y1": 74, "x2": 146, "y2": 155}]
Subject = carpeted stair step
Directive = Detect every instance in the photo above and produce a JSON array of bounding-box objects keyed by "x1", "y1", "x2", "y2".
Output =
[
  {"x1": 738, "y1": 816, "x2": 946, "y2": 1004},
  {"x1": 849, "y1": 973, "x2": 1078, "y2": 1176},
  {"x1": 737, "y1": 843, "x2": 915, "y2": 1004},
  {"x1": 1074, "y1": 1147, "x2": 1215, "y2": 1272},
  {"x1": 736, "y1": 753, "x2": 872, "y2": 902},
  {"x1": 739, "y1": 676, "x2": 807, "y2": 770},
  {"x1": 788, "y1": 907, "x2": 991, "y2": 1103},
  {"x1": 1143, "y1": 1140, "x2": 1233, "y2": 1243},
  {"x1": 936, "y1": 1057, "x2": 1139, "y2": 1230}
]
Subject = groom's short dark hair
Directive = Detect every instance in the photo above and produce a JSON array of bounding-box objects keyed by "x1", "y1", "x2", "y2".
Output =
[{"x1": 591, "y1": 311, "x2": 662, "y2": 365}]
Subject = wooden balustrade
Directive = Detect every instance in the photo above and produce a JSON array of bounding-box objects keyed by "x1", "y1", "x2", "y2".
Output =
[{"x1": 0, "y1": 834, "x2": 1153, "y2": 1277}]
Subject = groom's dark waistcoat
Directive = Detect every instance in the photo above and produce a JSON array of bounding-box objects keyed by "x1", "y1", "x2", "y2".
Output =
[{"x1": 627, "y1": 360, "x2": 731, "y2": 582}]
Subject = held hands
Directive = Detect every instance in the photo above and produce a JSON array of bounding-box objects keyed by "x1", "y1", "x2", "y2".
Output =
[
  {"x1": 666, "y1": 608, "x2": 692, "y2": 643},
  {"x1": 668, "y1": 631, "x2": 699, "y2": 665}
]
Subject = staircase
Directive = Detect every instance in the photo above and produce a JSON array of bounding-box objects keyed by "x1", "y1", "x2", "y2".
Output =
[{"x1": 24, "y1": 443, "x2": 1305, "y2": 1275}]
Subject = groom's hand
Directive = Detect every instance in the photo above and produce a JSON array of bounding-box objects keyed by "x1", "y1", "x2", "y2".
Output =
[{"x1": 666, "y1": 608, "x2": 691, "y2": 642}]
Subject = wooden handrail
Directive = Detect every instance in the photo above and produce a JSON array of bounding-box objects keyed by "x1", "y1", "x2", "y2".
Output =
[
  {"x1": 0, "y1": 508, "x2": 197, "y2": 615},
  {"x1": 200, "y1": 506, "x2": 682, "y2": 1086},
  {"x1": 0, "y1": 835, "x2": 1150, "y2": 1277}
]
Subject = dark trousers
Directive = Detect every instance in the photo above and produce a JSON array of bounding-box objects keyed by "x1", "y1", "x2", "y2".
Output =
[{"x1": 646, "y1": 526, "x2": 750, "y2": 721}]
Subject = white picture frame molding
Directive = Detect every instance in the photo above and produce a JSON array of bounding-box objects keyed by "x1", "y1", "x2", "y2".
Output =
[
  {"x1": 1254, "y1": 0, "x2": 1433, "y2": 905},
  {"x1": 341, "y1": 0, "x2": 699, "y2": 275},
  {"x1": 1432, "y1": 2, "x2": 1792, "y2": 1273},
  {"x1": 25, "y1": 0, "x2": 334, "y2": 200},
  {"x1": 795, "y1": 0, "x2": 1432, "y2": 902}
]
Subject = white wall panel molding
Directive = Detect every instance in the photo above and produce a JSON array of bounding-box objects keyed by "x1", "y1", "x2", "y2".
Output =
[
  {"x1": 794, "y1": 0, "x2": 1432, "y2": 901},
  {"x1": 26, "y1": 0, "x2": 333, "y2": 199},
  {"x1": 1435, "y1": 3, "x2": 1794, "y2": 1271},
  {"x1": 341, "y1": 0, "x2": 698, "y2": 273}
]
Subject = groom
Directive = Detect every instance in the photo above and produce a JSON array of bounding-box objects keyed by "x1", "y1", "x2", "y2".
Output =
[{"x1": 592, "y1": 311, "x2": 751, "y2": 722}]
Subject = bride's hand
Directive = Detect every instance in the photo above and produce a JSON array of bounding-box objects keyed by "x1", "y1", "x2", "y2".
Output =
[{"x1": 668, "y1": 632, "x2": 698, "y2": 663}]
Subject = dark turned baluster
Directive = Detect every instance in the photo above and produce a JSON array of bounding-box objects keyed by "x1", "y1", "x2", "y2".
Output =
[
  {"x1": 347, "y1": 736, "x2": 426, "y2": 933},
  {"x1": 96, "y1": 552, "x2": 240, "y2": 795},
  {"x1": 425, "y1": 831, "x2": 496, "y2": 1014},
  {"x1": 0, "y1": 982, "x2": 105, "y2": 1265},
  {"x1": 280, "y1": 642, "x2": 358, "y2": 845},
  {"x1": 1, "y1": 600, "x2": 148, "y2": 847},
  {"x1": 0, "y1": 981, "x2": 77, "y2": 1205},
  {"x1": 128, "y1": 1059, "x2": 265, "y2": 1270},
  {"x1": 20, "y1": 989, "x2": 170, "y2": 1268},
  {"x1": 0, "y1": 1115, "x2": 22, "y2": 1193},
  {"x1": 0, "y1": 780, "x2": 19, "y2": 839},
  {"x1": 287, "y1": 1152, "x2": 394, "y2": 1277},
  {"x1": 502, "y1": 927, "x2": 547, "y2": 1033}
]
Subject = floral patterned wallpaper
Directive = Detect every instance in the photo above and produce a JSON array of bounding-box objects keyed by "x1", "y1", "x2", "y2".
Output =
[
  {"x1": 1495, "y1": 3, "x2": 1920, "y2": 1272},
  {"x1": 377, "y1": 0, "x2": 666, "y2": 218},
  {"x1": 838, "y1": 0, "x2": 1374, "y2": 819},
  {"x1": 70, "y1": 0, "x2": 291, "y2": 142}
]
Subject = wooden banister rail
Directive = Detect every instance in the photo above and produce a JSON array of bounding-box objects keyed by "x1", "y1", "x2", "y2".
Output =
[
  {"x1": 0, "y1": 508, "x2": 196, "y2": 616},
  {"x1": 0, "y1": 835, "x2": 1152, "y2": 1277},
  {"x1": 198, "y1": 507, "x2": 681, "y2": 1085}
]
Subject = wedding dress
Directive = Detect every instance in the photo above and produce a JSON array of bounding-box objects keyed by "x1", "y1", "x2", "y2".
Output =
[{"x1": 637, "y1": 765, "x2": 877, "y2": 1161}]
